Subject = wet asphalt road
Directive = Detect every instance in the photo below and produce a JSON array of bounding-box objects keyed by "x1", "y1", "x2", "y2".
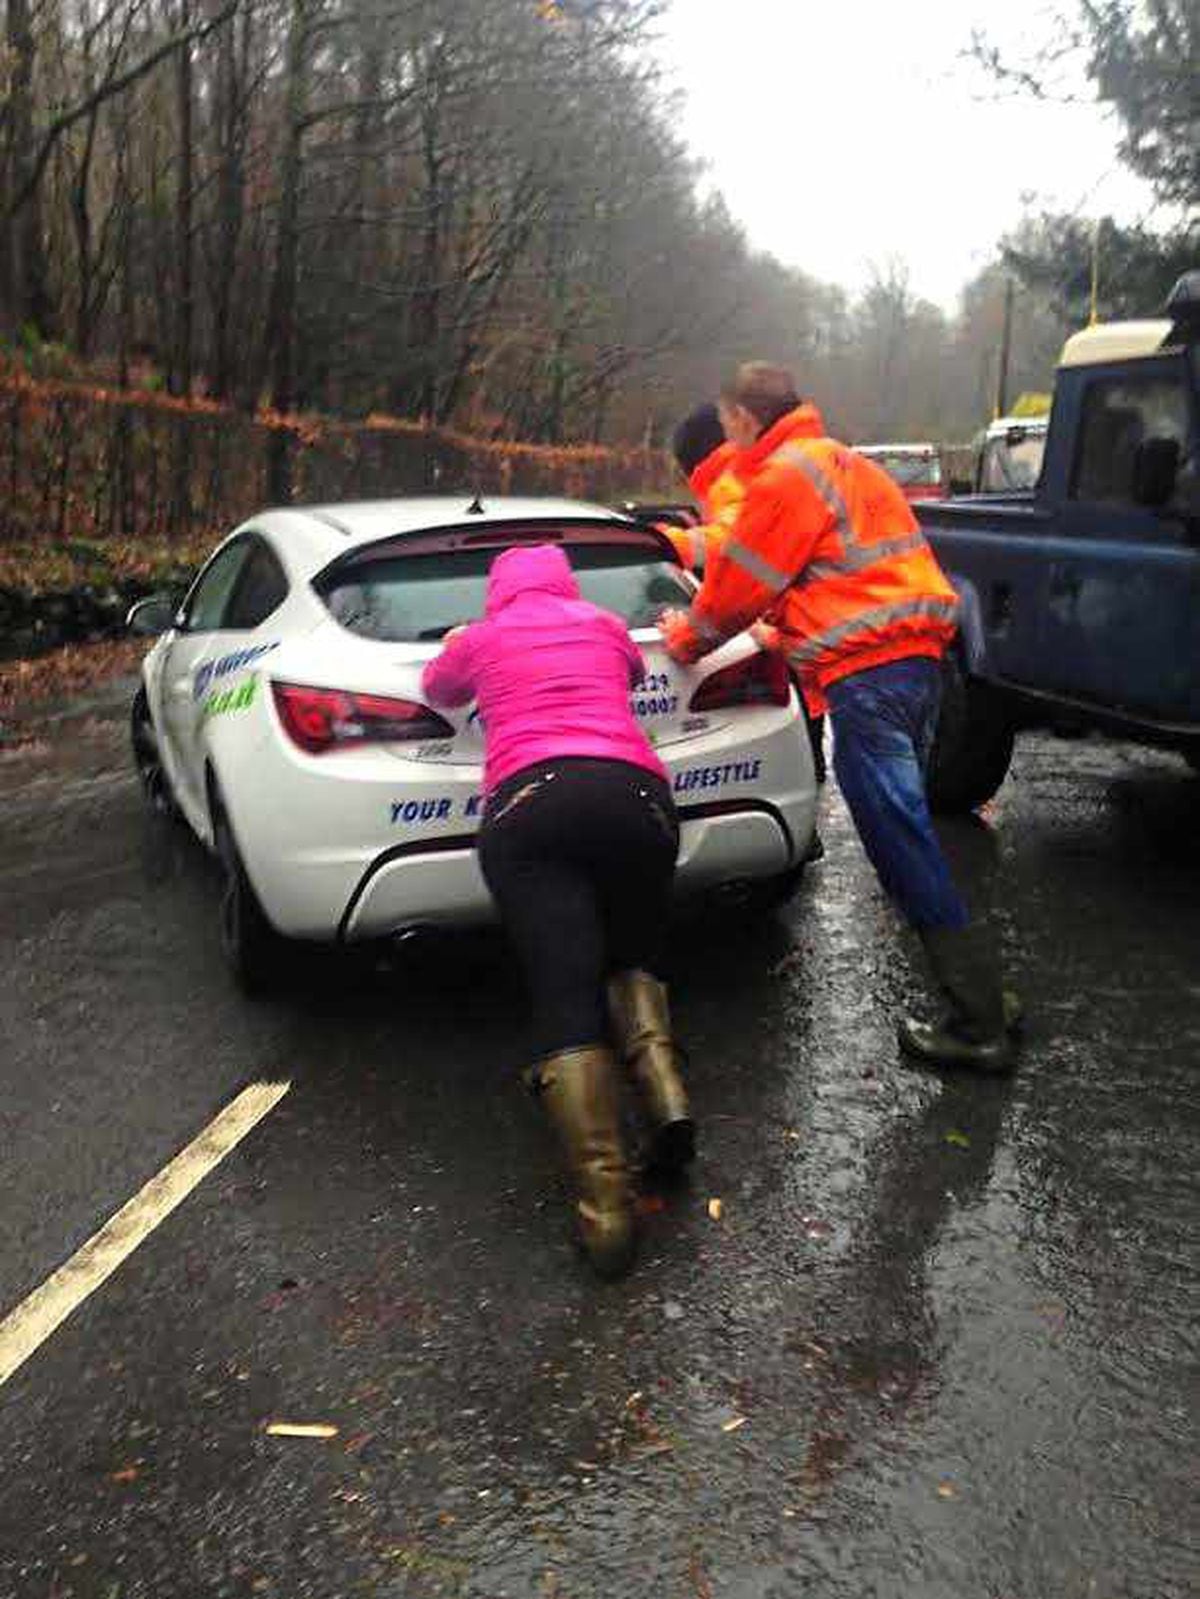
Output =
[{"x1": 1, "y1": 698, "x2": 1198, "y2": 1599}]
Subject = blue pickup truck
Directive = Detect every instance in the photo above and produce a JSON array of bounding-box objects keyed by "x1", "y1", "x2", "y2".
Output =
[{"x1": 920, "y1": 271, "x2": 1200, "y2": 813}]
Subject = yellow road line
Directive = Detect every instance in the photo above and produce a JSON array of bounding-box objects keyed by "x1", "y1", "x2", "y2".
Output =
[{"x1": 0, "y1": 1079, "x2": 291, "y2": 1388}]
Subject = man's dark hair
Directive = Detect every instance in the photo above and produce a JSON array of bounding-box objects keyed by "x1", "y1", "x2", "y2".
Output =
[
  {"x1": 721, "y1": 362, "x2": 800, "y2": 431},
  {"x1": 672, "y1": 402, "x2": 726, "y2": 476}
]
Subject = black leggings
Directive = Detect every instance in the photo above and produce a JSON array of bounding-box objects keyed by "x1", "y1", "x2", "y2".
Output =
[{"x1": 478, "y1": 758, "x2": 679, "y2": 1059}]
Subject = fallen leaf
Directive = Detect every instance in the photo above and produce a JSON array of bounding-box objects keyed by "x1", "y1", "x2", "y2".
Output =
[
  {"x1": 110, "y1": 1465, "x2": 139, "y2": 1484},
  {"x1": 721, "y1": 1416, "x2": 747, "y2": 1433},
  {"x1": 945, "y1": 1130, "x2": 971, "y2": 1149},
  {"x1": 265, "y1": 1422, "x2": 339, "y2": 1440},
  {"x1": 936, "y1": 1479, "x2": 957, "y2": 1499},
  {"x1": 707, "y1": 1197, "x2": 723, "y2": 1221}
]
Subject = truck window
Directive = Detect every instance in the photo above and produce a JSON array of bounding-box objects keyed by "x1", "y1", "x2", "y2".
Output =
[
  {"x1": 980, "y1": 431, "x2": 1045, "y2": 492},
  {"x1": 1071, "y1": 373, "x2": 1189, "y2": 506}
]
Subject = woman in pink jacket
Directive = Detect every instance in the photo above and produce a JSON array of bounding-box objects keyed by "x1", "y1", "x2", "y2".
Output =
[{"x1": 422, "y1": 543, "x2": 691, "y2": 1278}]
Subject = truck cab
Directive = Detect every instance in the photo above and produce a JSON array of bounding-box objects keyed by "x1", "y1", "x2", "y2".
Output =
[{"x1": 919, "y1": 271, "x2": 1200, "y2": 812}]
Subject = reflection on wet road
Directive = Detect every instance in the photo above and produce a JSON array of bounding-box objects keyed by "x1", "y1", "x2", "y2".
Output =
[{"x1": 1, "y1": 718, "x2": 1197, "y2": 1597}]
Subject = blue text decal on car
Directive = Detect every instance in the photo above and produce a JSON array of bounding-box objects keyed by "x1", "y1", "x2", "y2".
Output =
[
  {"x1": 194, "y1": 641, "x2": 280, "y2": 701},
  {"x1": 673, "y1": 759, "x2": 762, "y2": 794}
]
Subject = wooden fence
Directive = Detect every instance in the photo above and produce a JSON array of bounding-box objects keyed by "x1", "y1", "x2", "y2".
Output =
[{"x1": 0, "y1": 376, "x2": 674, "y2": 550}]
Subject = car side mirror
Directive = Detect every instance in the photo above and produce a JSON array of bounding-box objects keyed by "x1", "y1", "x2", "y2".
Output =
[
  {"x1": 126, "y1": 594, "x2": 177, "y2": 637},
  {"x1": 1132, "y1": 437, "x2": 1180, "y2": 509}
]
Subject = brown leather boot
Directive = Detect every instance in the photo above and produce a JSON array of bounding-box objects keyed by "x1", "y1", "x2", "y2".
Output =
[
  {"x1": 607, "y1": 970, "x2": 695, "y2": 1174},
  {"x1": 535, "y1": 1045, "x2": 637, "y2": 1279}
]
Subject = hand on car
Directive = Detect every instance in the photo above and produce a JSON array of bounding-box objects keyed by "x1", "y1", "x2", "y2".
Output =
[{"x1": 658, "y1": 607, "x2": 700, "y2": 664}]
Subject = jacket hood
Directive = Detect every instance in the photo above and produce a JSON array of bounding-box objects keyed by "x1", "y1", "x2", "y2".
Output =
[
  {"x1": 744, "y1": 402, "x2": 827, "y2": 473},
  {"x1": 486, "y1": 544, "x2": 580, "y2": 616},
  {"x1": 689, "y1": 439, "x2": 741, "y2": 503}
]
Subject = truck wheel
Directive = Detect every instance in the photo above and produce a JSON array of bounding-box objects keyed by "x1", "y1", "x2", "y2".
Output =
[
  {"x1": 926, "y1": 651, "x2": 1015, "y2": 815},
  {"x1": 213, "y1": 809, "x2": 285, "y2": 996}
]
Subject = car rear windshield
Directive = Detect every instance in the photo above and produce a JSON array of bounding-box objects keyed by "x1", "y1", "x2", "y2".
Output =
[{"x1": 316, "y1": 537, "x2": 693, "y2": 643}]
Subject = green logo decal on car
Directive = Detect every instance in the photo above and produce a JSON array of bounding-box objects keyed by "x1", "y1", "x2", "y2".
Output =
[{"x1": 201, "y1": 673, "x2": 258, "y2": 724}]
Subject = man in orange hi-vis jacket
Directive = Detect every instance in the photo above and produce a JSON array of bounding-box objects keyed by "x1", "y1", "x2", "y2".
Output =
[
  {"x1": 665, "y1": 402, "x2": 828, "y2": 783},
  {"x1": 659, "y1": 363, "x2": 1019, "y2": 1073}
]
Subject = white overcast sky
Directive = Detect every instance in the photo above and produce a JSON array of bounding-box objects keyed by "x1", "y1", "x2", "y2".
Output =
[{"x1": 656, "y1": 0, "x2": 1165, "y2": 311}]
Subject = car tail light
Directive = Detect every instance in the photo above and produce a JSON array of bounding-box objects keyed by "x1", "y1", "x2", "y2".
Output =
[
  {"x1": 688, "y1": 651, "x2": 792, "y2": 712},
  {"x1": 271, "y1": 680, "x2": 455, "y2": 754}
]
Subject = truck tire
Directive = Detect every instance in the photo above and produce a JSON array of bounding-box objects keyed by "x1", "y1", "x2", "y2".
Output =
[{"x1": 926, "y1": 651, "x2": 1015, "y2": 815}]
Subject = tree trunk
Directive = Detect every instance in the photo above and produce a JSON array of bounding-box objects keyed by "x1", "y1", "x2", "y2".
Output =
[
  {"x1": 6, "y1": 0, "x2": 56, "y2": 337},
  {"x1": 172, "y1": 0, "x2": 194, "y2": 398},
  {"x1": 210, "y1": 0, "x2": 248, "y2": 399},
  {"x1": 261, "y1": 0, "x2": 311, "y2": 499}
]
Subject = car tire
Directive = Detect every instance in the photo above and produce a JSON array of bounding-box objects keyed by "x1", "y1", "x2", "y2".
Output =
[
  {"x1": 926, "y1": 650, "x2": 1015, "y2": 815},
  {"x1": 213, "y1": 807, "x2": 285, "y2": 996},
  {"x1": 130, "y1": 685, "x2": 174, "y2": 816}
]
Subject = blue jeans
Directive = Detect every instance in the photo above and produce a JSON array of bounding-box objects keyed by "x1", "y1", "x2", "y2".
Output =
[{"x1": 826, "y1": 656, "x2": 969, "y2": 931}]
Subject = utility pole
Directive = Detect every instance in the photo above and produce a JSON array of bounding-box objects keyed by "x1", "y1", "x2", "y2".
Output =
[
  {"x1": 994, "y1": 275, "x2": 1014, "y2": 420},
  {"x1": 1089, "y1": 218, "x2": 1102, "y2": 325}
]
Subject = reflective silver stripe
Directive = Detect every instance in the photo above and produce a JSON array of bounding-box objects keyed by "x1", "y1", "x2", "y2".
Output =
[
  {"x1": 786, "y1": 596, "x2": 960, "y2": 665},
  {"x1": 724, "y1": 537, "x2": 793, "y2": 593},
  {"x1": 770, "y1": 438, "x2": 932, "y2": 583},
  {"x1": 803, "y1": 529, "x2": 929, "y2": 582},
  {"x1": 770, "y1": 440, "x2": 852, "y2": 548}
]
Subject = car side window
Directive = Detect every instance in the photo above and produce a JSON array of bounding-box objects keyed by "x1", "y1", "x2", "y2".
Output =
[
  {"x1": 223, "y1": 538, "x2": 289, "y2": 630},
  {"x1": 183, "y1": 540, "x2": 254, "y2": 633},
  {"x1": 1071, "y1": 372, "x2": 1190, "y2": 507}
]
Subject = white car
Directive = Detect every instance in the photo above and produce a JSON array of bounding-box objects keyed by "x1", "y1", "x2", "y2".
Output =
[{"x1": 128, "y1": 497, "x2": 818, "y2": 989}]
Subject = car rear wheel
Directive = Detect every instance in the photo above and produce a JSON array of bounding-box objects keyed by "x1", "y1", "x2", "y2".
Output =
[
  {"x1": 726, "y1": 860, "x2": 810, "y2": 919},
  {"x1": 214, "y1": 808, "x2": 284, "y2": 996},
  {"x1": 926, "y1": 651, "x2": 1015, "y2": 815},
  {"x1": 131, "y1": 686, "x2": 173, "y2": 815}
]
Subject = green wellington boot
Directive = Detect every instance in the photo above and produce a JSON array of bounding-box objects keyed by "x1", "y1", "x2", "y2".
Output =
[
  {"x1": 607, "y1": 970, "x2": 696, "y2": 1174},
  {"x1": 898, "y1": 924, "x2": 1020, "y2": 1074},
  {"x1": 534, "y1": 1045, "x2": 637, "y2": 1279}
]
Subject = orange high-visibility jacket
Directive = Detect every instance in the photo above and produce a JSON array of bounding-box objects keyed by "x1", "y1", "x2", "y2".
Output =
[
  {"x1": 676, "y1": 405, "x2": 959, "y2": 710},
  {"x1": 665, "y1": 440, "x2": 745, "y2": 572}
]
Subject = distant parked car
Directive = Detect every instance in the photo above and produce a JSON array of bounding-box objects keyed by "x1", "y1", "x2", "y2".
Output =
[
  {"x1": 855, "y1": 443, "x2": 946, "y2": 502},
  {"x1": 127, "y1": 497, "x2": 818, "y2": 991},
  {"x1": 616, "y1": 501, "x2": 701, "y2": 531}
]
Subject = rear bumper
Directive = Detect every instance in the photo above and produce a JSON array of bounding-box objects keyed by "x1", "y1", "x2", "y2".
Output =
[{"x1": 339, "y1": 796, "x2": 803, "y2": 942}]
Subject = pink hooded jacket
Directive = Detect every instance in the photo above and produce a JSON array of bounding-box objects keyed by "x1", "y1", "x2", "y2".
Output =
[{"x1": 421, "y1": 544, "x2": 667, "y2": 795}]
